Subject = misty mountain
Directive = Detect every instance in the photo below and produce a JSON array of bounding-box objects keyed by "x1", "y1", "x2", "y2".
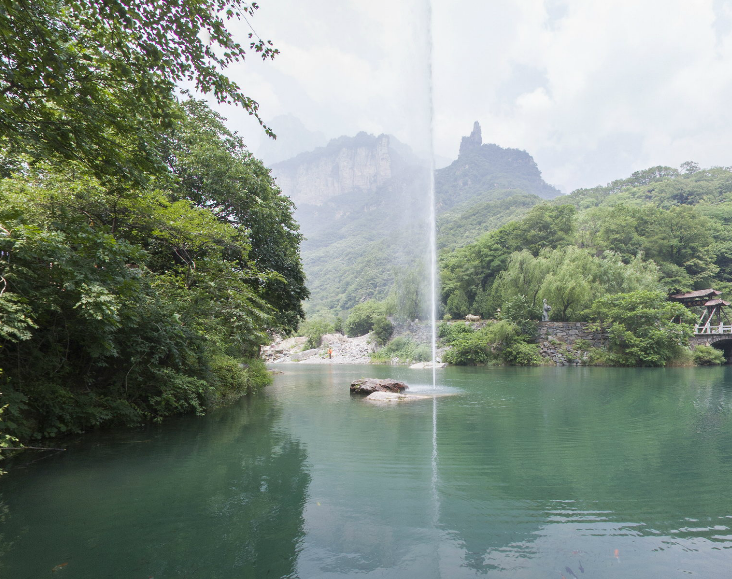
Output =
[{"x1": 270, "y1": 123, "x2": 561, "y2": 314}]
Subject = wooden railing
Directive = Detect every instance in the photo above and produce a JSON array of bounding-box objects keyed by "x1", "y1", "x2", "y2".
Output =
[{"x1": 695, "y1": 324, "x2": 732, "y2": 335}]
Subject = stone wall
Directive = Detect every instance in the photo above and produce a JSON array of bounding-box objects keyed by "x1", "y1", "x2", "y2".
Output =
[
  {"x1": 690, "y1": 334, "x2": 730, "y2": 348},
  {"x1": 536, "y1": 322, "x2": 608, "y2": 366}
]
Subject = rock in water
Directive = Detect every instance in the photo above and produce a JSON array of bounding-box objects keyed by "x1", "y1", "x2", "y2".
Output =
[
  {"x1": 350, "y1": 378, "x2": 408, "y2": 395},
  {"x1": 409, "y1": 362, "x2": 447, "y2": 369},
  {"x1": 365, "y1": 392, "x2": 409, "y2": 402}
]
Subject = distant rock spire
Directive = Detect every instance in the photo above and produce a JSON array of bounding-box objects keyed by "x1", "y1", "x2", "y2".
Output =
[{"x1": 459, "y1": 121, "x2": 482, "y2": 155}]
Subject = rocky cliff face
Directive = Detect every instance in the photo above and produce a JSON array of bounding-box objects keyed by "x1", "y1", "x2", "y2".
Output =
[
  {"x1": 271, "y1": 132, "x2": 394, "y2": 207},
  {"x1": 268, "y1": 123, "x2": 561, "y2": 314}
]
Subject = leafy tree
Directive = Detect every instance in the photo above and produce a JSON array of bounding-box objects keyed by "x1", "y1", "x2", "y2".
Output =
[
  {"x1": 446, "y1": 289, "x2": 470, "y2": 319},
  {"x1": 538, "y1": 247, "x2": 595, "y2": 321},
  {"x1": 499, "y1": 294, "x2": 539, "y2": 336},
  {"x1": 645, "y1": 206, "x2": 717, "y2": 289},
  {"x1": 164, "y1": 99, "x2": 308, "y2": 333},
  {"x1": 511, "y1": 204, "x2": 576, "y2": 255},
  {"x1": 345, "y1": 300, "x2": 385, "y2": 337},
  {"x1": 471, "y1": 285, "x2": 493, "y2": 319},
  {"x1": 0, "y1": 0, "x2": 277, "y2": 181},
  {"x1": 492, "y1": 250, "x2": 550, "y2": 310},
  {"x1": 391, "y1": 265, "x2": 426, "y2": 321},
  {"x1": 587, "y1": 291, "x2": 695, "y2": 366},
  {"x1": 372, "y1": 316, "x2": 394, "y2": 346},
  {"x1": 493, "y1": 247, "x2": 660, "y2": 322},
  {"x1": 0, "y1": 102, "x2": 307, "y2": 441}
]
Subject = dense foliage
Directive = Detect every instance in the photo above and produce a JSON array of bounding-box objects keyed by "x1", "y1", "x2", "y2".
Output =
[
  {"x1": 345, "y1": 301, "x2": 386, "y2": 338},
  {"x1": 0, "y1": 1, "x2": 308, "y2": 442},
  {"x1": 0, "y1": 0, "x2": 277, "y2": 182},
  {"x1": 0, "y1": 101, "x2": 306, "y2": 441},
  {"x1": 438, "y1": 321, "x2": 540, "y2": 366},
  {"x1": 692, "y1": 345, "x2": 726, "y2": 365},
  {"x1": 586, "y1": 291, "x2": 695, "y2": 366},
  {"x1": 440, "y1": 165, "x2": 732, "y2": 322}
]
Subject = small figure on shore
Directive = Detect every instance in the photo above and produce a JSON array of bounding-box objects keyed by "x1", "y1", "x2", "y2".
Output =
[
  {"x1": 542, "y1": 299, "x2": 552, "y2": 321},
  {"x1": 328, "y1": 348, "x2": 333, "y2": 359}
]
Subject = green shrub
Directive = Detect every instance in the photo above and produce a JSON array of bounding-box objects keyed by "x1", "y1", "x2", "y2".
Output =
[
  {"x1": 443, "y1": 329, "x2": 493, "y2": 365},
  {"x1": 500, "y1": 294, "x2": 539, "y2": 336},
  {"x1": 207, "y1": 356, "x2": 271, "y2": 407},
  {"x1": 437, "y1": 321, "x2": 474, "y2": 345},
  {"x1": 299, "y1": 318, "x2": 334, "y2": 349},
  {"x1": 693, "y1": 345, "x2": 726, "y2": 366},
  {"x1": 440, "y1": 319, "x2": 541, "y2": 366},
  {"x1": 585, "y1": 347, "x2": 612, "y2": 366},
  {"x1": 372, "y1": 316, "x2": 394, "y2": 346},
  {"x1": 587, "y1": 291, "x2": 695, "y2": 366},
  {"x1": 371, "y1": 337, "x2": 431, "y2": 364},
  {"x1": 669, "y1": 346, "x2": 694, "y2": 367},
  {"x1": 345, "y1": 300, "x2": 385, "y2": 337},
  {"x1": 502, "y1": 341, "x2": 541, "y2": 365},
  {"x1": 573, "y1": 338, "x2": 591, "y2": 351}
]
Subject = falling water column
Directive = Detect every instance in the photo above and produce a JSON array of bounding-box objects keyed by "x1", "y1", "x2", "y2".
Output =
[{"x1": 425, "y1": 1, "x2": 438, "y2": 390}]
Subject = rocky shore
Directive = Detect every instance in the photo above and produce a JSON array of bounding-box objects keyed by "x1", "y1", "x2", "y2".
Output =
[{"x1": 261, "y1": 332, "x2": 377, "y2": 364}]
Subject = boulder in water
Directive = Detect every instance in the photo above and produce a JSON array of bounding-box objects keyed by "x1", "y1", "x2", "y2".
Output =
[
  {"x1": 409, "y1": 361, "x2": 447, "y2": 369},
  {"x1": 365, "y1": 391, "x2": 409, "y2": 402},
  {"x1": 350, "y1": 378, "x2": 408, "y2": 395}
]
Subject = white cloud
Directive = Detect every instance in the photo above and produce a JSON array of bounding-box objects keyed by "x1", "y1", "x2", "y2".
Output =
[{"x1": 197, "y1": 0, "x2": 732, "y2": 192}]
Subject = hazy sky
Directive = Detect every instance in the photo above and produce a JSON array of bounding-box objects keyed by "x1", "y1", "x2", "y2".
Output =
[{"x1": 209, "y1": 0, "x2": 732, "y2": 193}]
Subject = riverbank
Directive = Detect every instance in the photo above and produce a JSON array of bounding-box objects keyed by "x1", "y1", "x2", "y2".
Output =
[
  {"x1": 262, "y1": 333, "x2": 376, "y2": 364},
  {"x1": 264, "y1": 317, "x2": 727, "y2": 368}
]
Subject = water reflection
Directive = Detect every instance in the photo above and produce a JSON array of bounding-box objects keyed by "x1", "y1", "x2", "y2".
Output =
[
  {"x1": 0, "y1": 395, "x2": 310, "y2": 578},
  {"x1": 436, "y1": 366, "x2": 732, "y2": 577},
  {"x1": 3, "y1": 365, "x2": 732, "y2": 578}
]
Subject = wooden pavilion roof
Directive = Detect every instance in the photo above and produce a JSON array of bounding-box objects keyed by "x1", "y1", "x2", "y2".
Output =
[
  {"x1": 670, "y1": 288, "x2": 722, "y2": 307},
  {"x1": 705, "y1": 299, "x2": 731, "y2": 307},
  {"x1": 670, "y1": 288, "x2": 721, "y2": 299}
]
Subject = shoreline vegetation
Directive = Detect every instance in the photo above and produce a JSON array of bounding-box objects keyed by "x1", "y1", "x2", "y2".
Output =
[
  {"x1": 0, "y1": 2, "x2": 307, "y2": 445},
  {"x1": 265, "y1": 311, "x2": 725, "y2": 369}
]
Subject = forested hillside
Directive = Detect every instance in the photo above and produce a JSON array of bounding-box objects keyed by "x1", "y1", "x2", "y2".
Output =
[
  {"x1": 319, "y1": 162, "x2": 732, "y2": 369},
  {"x1": 278, "y1": 122, "x2": 559, "y2": 314},
  {"x1": 440, "y1": 163, "x2": 732, "y2": 321}
]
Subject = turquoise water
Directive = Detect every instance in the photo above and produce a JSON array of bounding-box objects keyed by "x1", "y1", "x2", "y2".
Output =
[{"x1": 3, "y1": 365, "x2": 732, "y2": 577}]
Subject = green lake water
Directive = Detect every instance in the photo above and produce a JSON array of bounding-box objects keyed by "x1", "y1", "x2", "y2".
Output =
[{"x1": 3, "y1": 364, "x2": 732, "y2": 578}]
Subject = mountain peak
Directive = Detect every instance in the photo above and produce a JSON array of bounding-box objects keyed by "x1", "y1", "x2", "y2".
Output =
[{"x1": 459, "y1": 121, "x2": 482, "y2": 154}]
